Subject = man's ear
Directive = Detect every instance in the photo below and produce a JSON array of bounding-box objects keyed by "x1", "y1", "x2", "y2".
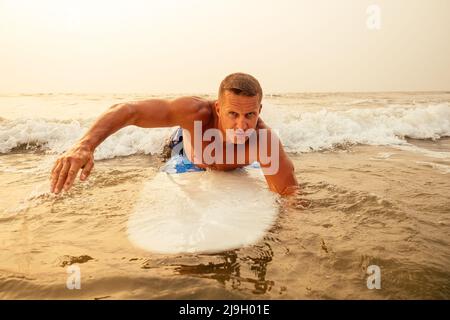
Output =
[
  {"x1": 259, "y1": 104, "x2": 262, "y2": 113},
  {"x1": 214, "y1": 100, "x2": 220, "y2": 117}
]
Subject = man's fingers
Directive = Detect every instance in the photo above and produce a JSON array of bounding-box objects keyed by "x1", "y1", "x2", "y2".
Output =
[
  {"x1": 54, "y1": 160, "x2": 71, "y2": 194},
  {"x1": 80, "y1": 161, "x2": 94, "y2": 181},
  {"x1": 50, "y1": 159, "x2": 60, "y2": 176},
  {"x1": 63, "y1": 161, "x2": 83, "y2": 191},
  {"x1": 50, "y1": 161, "x2": 63, "y2": 193}
]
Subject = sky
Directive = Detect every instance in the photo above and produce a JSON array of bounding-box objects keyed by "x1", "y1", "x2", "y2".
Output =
[{"x1": 1, "y1": 0, "x2": 449, "y2": 93}]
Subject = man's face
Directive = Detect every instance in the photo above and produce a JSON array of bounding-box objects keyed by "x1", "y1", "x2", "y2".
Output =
[{"x1": 215, "y1": 91, "x2": 262, "y2": 144}]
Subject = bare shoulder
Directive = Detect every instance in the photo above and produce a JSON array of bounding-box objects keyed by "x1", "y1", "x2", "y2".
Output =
[
  {"x1": 128, "y1": 95, "x2": 213, "y2": 128},
  {"x1": 170, "y1": 96, "x2": 213, "y2": 127},
  {"x1": 256, "y1": 117, "x2": 271, "y2": 131}
]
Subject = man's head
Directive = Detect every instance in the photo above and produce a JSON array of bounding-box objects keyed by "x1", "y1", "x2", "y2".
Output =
[{"x1": 215, "y1": 72, "x2": 263, "y2": 144}]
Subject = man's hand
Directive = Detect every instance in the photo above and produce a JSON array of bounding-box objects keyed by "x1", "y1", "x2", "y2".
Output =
[{"x1": 50, "y1": 144, "x2": 94, "y2": 194}]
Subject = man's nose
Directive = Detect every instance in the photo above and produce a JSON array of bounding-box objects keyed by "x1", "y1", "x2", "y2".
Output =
[{"x1": 235, "y1": 116, "x2": 248, "y2": 131}]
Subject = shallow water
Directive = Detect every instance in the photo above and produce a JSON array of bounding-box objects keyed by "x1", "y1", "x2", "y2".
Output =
[
  {"x1": 0, "y1": 93, "x2": 449, "y2": 299},
  {"x1": 0, "y1": 142, "x2": 449, "y2": 299}
]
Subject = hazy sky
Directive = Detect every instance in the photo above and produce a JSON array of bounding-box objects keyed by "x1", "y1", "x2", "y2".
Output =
[{"x1": 1, "y1": 0, "x2": 449, "y2": 93}]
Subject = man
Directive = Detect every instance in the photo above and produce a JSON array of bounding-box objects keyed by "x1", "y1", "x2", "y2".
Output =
[{"x1": 50, "y1": 73, "x2": 299, "y2": 195}]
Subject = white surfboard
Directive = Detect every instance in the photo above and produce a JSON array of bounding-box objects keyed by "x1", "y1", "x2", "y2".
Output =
[{"x1": 127, "y1": 168, "x2": 278, "y2": 254}]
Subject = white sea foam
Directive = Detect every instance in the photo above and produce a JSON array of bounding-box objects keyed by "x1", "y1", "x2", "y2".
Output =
[
  {"x1": 0, "y1": 103, "x2": 449, "y2": 159},
  {"x1": 266, "y1": 103, "x2": 450, "y2": 153},
  {"x1": 0, "y1": 118, "x2": 174, "y2": 160}
]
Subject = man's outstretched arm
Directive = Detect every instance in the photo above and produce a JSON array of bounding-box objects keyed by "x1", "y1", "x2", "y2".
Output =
[{"x1": 50, "y1": 97, "x2": 208, "y2": 194}]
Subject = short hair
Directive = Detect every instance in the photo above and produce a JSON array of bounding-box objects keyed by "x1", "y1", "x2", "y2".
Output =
[{"x1": 218, "y1": 72, "x2": 263, "y2": 102}]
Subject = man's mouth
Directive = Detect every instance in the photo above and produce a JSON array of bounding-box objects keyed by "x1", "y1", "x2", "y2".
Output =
[
  {"x1": 224, "y1": 129, "x2": 252, "y2": 143},
  {"x1": 233, "y1": 132, "x2": 248, "y2": 144}
]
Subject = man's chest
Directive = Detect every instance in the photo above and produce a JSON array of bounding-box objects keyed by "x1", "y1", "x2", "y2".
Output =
[{"x1": 181, "y1": 128, "x2": 258, "y2": 170}]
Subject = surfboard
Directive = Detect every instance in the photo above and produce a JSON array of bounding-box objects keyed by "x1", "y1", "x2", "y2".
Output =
[{"x1": 127, "y1": 166, "x2": 278, "y2": 254}]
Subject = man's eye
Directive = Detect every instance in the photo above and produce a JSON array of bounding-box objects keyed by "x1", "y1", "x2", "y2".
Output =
[
  {"x1": 246, "y1": 112, "x2": 255, "y2": 118},
  {"x1": 228, "y1": 112, "x2": 237, "y2": 117}
]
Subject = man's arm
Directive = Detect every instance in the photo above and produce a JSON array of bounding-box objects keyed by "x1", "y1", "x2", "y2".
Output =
[
  {"x1": 256, "y1": 119, "x2": 299, "y2": 196},
  {"x1": 263, "y1": 143, "x2": 299, "y2": 195},
  {"x1": 50, "y1": 97, "x2": 208, "y2": 194}
]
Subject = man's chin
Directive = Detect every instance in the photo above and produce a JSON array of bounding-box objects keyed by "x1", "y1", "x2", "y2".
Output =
[{"x1": 231, "y1": 136, "x2": 248, "y2": 144}]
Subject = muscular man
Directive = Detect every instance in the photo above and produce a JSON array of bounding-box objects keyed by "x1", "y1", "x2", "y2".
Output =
[{"x1": 50, "y1": 73, "x2": 299, "y2": 195}]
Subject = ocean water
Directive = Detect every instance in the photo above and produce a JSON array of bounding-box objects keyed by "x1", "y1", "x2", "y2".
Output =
[{"x1": 0, "y1": 92, "x2": 449, "y2": 299}]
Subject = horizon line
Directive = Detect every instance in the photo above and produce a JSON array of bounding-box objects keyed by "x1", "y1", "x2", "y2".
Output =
[{"x1": 1, "y1": 90, "x2": 449, "y2": 96}]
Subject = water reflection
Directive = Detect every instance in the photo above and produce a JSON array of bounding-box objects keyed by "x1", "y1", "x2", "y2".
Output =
[{"x1": 173, "y1": 243, "x2": 275, "y2": 294}]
